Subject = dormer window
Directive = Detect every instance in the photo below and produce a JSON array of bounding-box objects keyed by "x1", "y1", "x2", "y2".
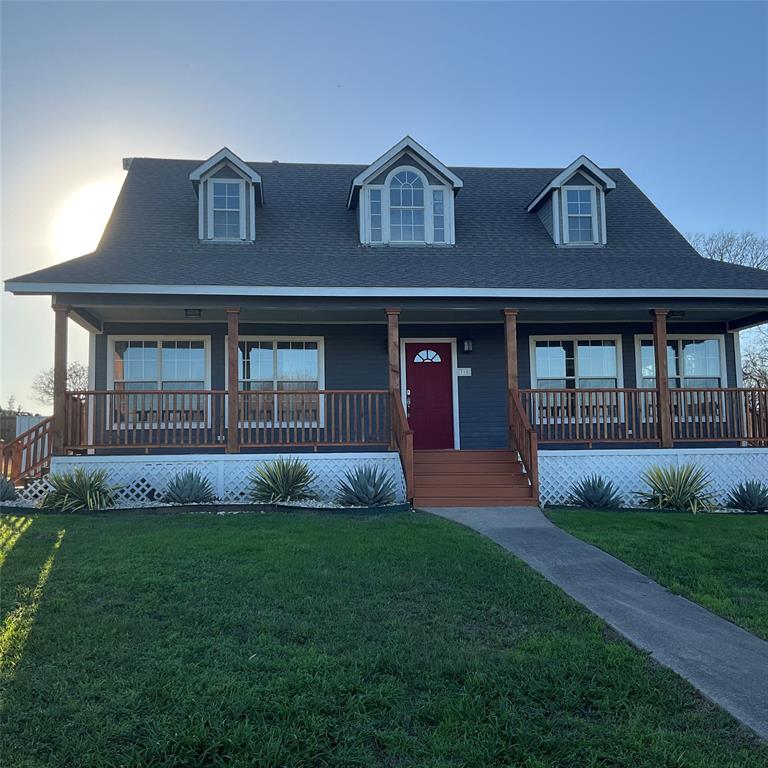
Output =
[
  {"x1": 361, "y1": 165, "x2": 454, "y2": 245},
  {"x1": 389, "y1": 170, "x2": 425, "y2": 242},
  {"x1": 349, "y1": 137, "x2": 463, "y2": 246},
  {"x1": 210, "y1": 181, "x2": 244, "y2": 240},
  {"x1": 189, "y1": 148, "x2": 263, "y2": 243},
  {"x1": 563, "y1": 187, "x2": 596, "y2": 243},
  {"x1": 526, "y1": 155, "x2": 615, "y2": 247}
]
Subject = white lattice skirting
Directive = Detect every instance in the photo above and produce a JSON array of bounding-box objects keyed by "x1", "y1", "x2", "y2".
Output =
[
  {"x1": 539, "y1": 448, "x2": 768, "y2": 506},
  {"x1": 17, "y1": 453, "x2": 407, "y2": 507}
]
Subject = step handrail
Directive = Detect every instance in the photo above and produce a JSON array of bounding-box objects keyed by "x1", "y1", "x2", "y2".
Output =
[
  {"x1": 390, "y1": 390, "x2": 414, "y2": 501},
  {"x1": 1, "y1": 416, "x2": 54, "y2": 483},
  {"x1": 508, "y1": 389, "x2": 539, "y2": 500}
]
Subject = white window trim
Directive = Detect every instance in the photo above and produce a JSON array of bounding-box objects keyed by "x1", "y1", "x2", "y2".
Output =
[
  {"x1": 633, "y1": 334, "x2": 728, "y2": 388},
  {"x1": 561, "y1": 185, "x2": 599, "y2": 245},
  {"x1": 399, "y1": 337, "x2": 460, "y2": 450},
  {"x1": 206, "y1": 178, "x2": 246, "y2": 241},
  {"x1": 226, "y1": 335, "x2": 326, "y2": 428},
  {"x1": 360, "y1": 164, "x2": 454, "y2": 246},
  {"x1": 529, "y1": 334, "x2": 624, "y2": 388},
  {"x1": 106, "y1": 334, "x2": 212, "y2": 430}
]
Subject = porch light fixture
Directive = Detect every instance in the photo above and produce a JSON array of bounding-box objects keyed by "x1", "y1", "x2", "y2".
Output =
[
  {"x1": 184, "y1": 308, "x2": 202, "y2": 318},
  {"x1": 462, "y1": 338, "x2": 473, "y2": 353}
]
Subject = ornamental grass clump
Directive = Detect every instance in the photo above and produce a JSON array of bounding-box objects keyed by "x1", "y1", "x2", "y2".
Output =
[
  {"x1": 568, "y1": 474, "x2": 622, "y2": 509},
  {"x1": 40, "y1": 468, "x2": 120, "y2": 513},
  {"x1": 0, "y1": 477, "x2": 18, "y2": 502},
  {"x1": 163, "y1": 470, "x2": 217, "y2": 505},
  {"x1": 248, "y1": 457, "x2": 317, "y2": 504},
  {"x1": 725, "y1": 480, "x2": 768, "y2": 514},
  {"x1": 336, "y1": 465, "x2": 396, "y2": 507},
  {"x1": 637, "y1": 463, "x2": 716, "y2": 514}
]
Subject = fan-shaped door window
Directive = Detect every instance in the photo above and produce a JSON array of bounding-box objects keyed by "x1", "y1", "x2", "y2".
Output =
[{"x1": 413, "y1": 349, "x2": 442, "y2": 363}]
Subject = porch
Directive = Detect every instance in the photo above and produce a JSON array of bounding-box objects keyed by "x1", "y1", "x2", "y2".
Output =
[{"x1": 3, "y1": 296, "x2": 768, "y2": 504}]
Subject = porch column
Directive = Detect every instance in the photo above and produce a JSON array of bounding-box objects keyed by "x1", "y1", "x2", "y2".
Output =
[
  {"x1": 51, "y1": 304, "x2": 69, "y2": 455},
  {"x1": 652, "y1": 308, "x2": 673, "y2": 448},
  {"x1": 502, "y1": 309, "x2": 520, "y2": 449},
  {"x1": 502, "y1": 309, "x2": 519, "y2": 392},
  {"x1": 226, "y1": 308, "x2": 240, "y2": 453},
  {"x1": 386, "y1": 308, "x2": 401, "y2": 393}
]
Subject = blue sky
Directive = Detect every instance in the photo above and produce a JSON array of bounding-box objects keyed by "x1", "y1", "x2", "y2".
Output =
[{"x1": 1, "y1": 1, "x2": 767, "y2": 407}]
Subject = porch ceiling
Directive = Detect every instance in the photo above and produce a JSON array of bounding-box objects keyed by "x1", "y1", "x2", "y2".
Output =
[{"x1": 57, "y1": 293, "x2": 768, "y2": 332}]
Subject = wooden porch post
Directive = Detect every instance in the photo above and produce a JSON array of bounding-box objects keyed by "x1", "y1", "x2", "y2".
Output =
[
  {"x1": 502, "y1": 309, "x2": 519, "y2": 392},
  {"x1": 652, "y1": 308, "x2": 673, "y2": 448},
  {"x1": 386, "y1": 308, "x2": 401, "y2": 394},
  {"x1": 226, "y1": 308, "x2": 240, "y2": 453},
  {"x1": 503, "y1": 309, "x2": 519, "y2": 448},
  {"x1": 52, "y1": 304, "x2": 69, "y2": 455}
]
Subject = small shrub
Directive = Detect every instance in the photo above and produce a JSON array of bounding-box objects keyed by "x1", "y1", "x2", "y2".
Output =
[
  {"x1": 41, "y1": 468, "x2": 120, "y2": 513},
  {"x1": 0, "y1": 477, "x2": 18, "y2": 502},
  {"x1": 163, "y1": 470, "x2": 217, "y2": 505},
  {"x1": 336, "y1": 465, "x2": 396, "y2": 507},
  {"x1": 637, "y1": 464, "x2": 716, "y2": 514},
  {"x1": 248, "y1": 457, "x2": 317, "y2": 503},
  {"x1": 726, "y1": 480, "x2": 768, "y2": 514},
  {"x1": 568, "y1": 474, "x2": 622, "y2": 509}
]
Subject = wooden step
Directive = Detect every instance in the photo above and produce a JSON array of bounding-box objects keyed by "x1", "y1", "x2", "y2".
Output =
[
  {"x1": 414, "y1": 462, "x2": 524, "y2": 476},
  {"x1": 413, "y1": 484, "x2": 533, "y2": 500},
  {"x1": 414, "y1": 474, "x2": 529, "y2": 490},
  {"x1": 413, "y1": 496, "x2": 535, "y2": 508},
  {"x1": 414, "y1": 450, "x2": 517, "y2": 463}
]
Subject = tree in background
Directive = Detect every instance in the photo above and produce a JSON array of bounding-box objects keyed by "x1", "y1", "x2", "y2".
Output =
[
  {"x1": 686, "y1": 231, "x2": 768, "y2": 388},
  {"x1": 31, "y1": 362, "x2": 89, "y2": 404}
]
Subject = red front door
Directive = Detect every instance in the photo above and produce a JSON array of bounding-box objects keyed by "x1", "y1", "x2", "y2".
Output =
[{"x1": 404, "y1": 342, "x2": 454, "y2": 449}]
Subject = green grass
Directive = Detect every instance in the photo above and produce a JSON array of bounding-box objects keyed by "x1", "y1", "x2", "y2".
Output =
[
  {"x1": 547, "y1": 508, "x2": 768, "y2": 640},
  {"x1": 1, "y1": 511, "x2": 766, "y2": 767}
]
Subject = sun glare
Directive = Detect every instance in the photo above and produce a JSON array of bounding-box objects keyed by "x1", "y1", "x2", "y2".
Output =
[{"x1": 50, "y1": 174, "x2": 125, "y2": 261}]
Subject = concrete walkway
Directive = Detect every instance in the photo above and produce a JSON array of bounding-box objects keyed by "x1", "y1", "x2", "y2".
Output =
[{"x1": 426, "y1": 506, "x2": 768, "y2": 740}]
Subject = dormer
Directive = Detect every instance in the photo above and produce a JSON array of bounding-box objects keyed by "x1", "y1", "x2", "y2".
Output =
[
  {"x1": 189, "y1": 148, "x2": 263, "y2": 242},
  {"x1": 527, "y1": 155, "x2": 616, "y2": 246},
  {"x1": 348, "y1": 137, "x2": 463, "y2": 246}
]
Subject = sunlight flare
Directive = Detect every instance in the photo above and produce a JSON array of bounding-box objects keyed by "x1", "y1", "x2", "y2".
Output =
[
  {"x1": 0, "y1": 516, "x2": 33, "y2": 567},
  {"x1": 50, "y1": 174, "x2": 124, "y2": 261}
]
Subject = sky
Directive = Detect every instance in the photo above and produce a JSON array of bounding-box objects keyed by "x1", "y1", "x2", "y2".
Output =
[{"x1": 1, "y1": 0, "x2": 767, "y2": 411}]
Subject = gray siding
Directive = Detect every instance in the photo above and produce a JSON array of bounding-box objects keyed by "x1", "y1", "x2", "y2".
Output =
[
  {"x1": 537, "y1": 196, "x2": 554, "y2": 239},
  {"x1": 368, "y1": 151, "x2": 445, "y2": 186}
]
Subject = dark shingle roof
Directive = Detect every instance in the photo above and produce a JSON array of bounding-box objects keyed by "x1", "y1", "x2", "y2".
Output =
[{"x1": 7, "y1": 158, "x2": 768, "y2": 292}]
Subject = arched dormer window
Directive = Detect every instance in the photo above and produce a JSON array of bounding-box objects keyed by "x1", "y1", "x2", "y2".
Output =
[
  {"x1": 390, "y1": 170, "x2": 425, "y2": 242},
  {"x1": 362, "y1": 165, "x2": 452, "y2": 246}
]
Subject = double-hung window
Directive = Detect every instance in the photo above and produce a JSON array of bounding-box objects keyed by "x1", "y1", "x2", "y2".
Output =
[
  {"x1": 111, "y1": 337, "x2": 209, "y2": 424},
  {"x1": 563, "y1": 187, "x2": 597, "y2": 244},
  {"x1": 638, "y1": 337, "x2": 723, "y2": 388},
  {"x1": 533, "y1": 339, "x2": 619, "y2": 389},
  {"x1": 238, "y1": 338, "x2": 323, "y2": 425},
  {"x1": 210, "y1": 180, "x2": 244, "y2": 240}
]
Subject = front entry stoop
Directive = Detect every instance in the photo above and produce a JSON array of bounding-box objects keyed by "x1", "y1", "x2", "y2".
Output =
[{"x1": 412, "y1": 449, "x2": 537, "y2": 507}]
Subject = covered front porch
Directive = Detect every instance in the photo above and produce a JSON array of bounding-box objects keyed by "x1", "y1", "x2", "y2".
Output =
[{"x1": 4, "y1": 294, "x2": 768, "y2": 502}]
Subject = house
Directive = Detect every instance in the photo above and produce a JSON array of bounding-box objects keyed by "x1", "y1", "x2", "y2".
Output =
[{"x1": 4, "y1": 137, "x2": 768, "y2": 506}]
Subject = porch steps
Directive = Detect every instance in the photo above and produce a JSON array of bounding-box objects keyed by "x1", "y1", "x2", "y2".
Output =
[{"x1": 412, "y1": 450, "x2": 537, "y2": 507}]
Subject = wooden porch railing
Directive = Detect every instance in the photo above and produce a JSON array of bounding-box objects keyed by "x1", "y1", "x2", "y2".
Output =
[
  {"x1": 236, "y1": 390, "x2": 391, "y2": 447},
  {"x1": 63, "y1": 389, "x2": 393, "y2": 450},
  {"x1": 391, "y1": 391, "x2": 414, "y2": 500},
  {"x1": 669, "y1": 388, "x2": 768, "y2": 443},
  {"x1": 522, "y1": 387, "x2": 768, "y2": 445},
  {"x1": 508, "y1": 389, "x2": 539, "y2": 499},
  {"x1": 1, "y1": 416, "x2": 54, "y2": 483}
]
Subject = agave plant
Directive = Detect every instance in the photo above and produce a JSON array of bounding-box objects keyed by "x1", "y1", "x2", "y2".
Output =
[
  {"x1": 637, "y1": 463, "x2": 716, "y2": 514},
  {"x1": 163, "y1": 470, "x2": 217, "y2": 505},
  {"x1": 0, "y1": 477, "x2": 18, "y2": 502},
  {"x1": 725, "y1": 480, "x2": 768, "y2": 514},
  {"x1": 248, "y1": 457, "x2": 317, "y2": 503},
  {"x1": 336, "y1": 465, "x2": 396, "y2": 507},
  {"x1": 568, "y1": 474, "x2": 622, "y2": 509},
  {"x1": 40, "y1": 468, "x2": 120, "y2": 513}
]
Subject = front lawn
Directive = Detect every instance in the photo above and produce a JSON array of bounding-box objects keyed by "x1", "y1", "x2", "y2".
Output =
[
  {"x1": 547, "y1": 508, "x2": 768, "y2": 640},
  {"x1": 1, "y1": 511, "x2": 765, "y2": 767}
]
